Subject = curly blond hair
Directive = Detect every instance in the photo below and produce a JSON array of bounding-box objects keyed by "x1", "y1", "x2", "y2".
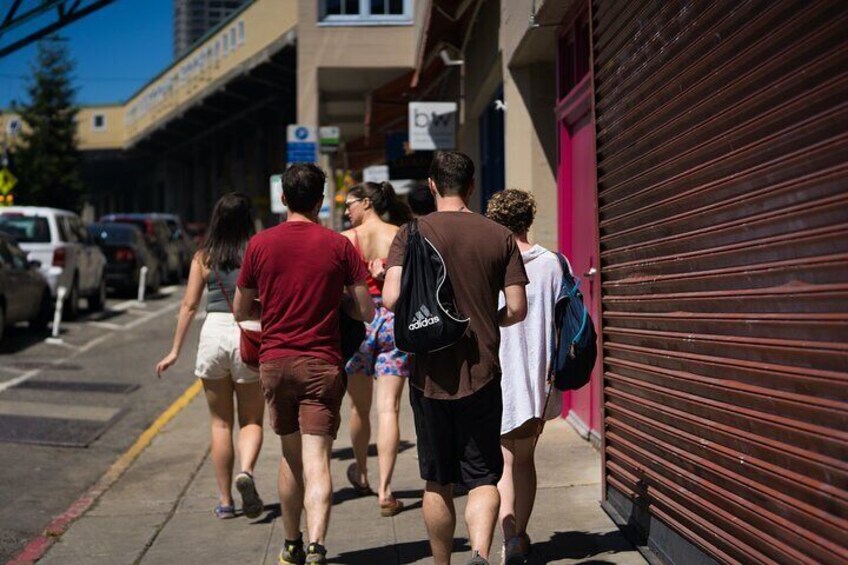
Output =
[{"x1": 485, "y1": 189, "x2": 536, "y2": 235}]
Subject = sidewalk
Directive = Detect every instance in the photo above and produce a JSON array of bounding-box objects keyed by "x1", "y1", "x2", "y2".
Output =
[{"x1": 40, "y1": 381, "x2": 645, "y2": 564}]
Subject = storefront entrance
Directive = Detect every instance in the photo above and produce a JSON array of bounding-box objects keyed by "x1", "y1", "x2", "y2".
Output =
[{"x1": 556, "y1": 12, "x2": 601, "y2": 443}]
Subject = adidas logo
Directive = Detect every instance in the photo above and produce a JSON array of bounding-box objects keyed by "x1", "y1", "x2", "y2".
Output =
[{"x1": 408, "y1": 304, "x2": 440, "y2": 331}]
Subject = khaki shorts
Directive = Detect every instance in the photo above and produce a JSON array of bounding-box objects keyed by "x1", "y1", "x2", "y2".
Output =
[
  {"x1": 259, "y1": 356, "x2": 346, "y2": 438},
  {"x1": 195, "y1": 313, "x2": 259, "y2": 384}
]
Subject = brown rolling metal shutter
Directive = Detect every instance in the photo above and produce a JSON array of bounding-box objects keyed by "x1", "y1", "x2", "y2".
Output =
[{"x1": 591, "y1": 0, "x2": 848, "y2": 563}]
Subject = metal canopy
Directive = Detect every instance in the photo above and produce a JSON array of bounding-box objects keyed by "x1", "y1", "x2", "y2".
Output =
[{"x1": 0, "y1": 0, "x2": 116, "y2": 58}]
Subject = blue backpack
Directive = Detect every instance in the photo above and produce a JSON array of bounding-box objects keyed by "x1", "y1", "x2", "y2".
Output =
[{"x1": 551, "y1": 253, "x2": 597, "y2": 391}]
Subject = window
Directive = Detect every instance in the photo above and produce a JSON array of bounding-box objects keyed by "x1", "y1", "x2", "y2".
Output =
[
  {"x1": 223, "y1": 33, "x2": 229, "y2": 55},
  {"x1": 238, "y1": 21, "x2": 245, "y2": 45},
  {"x1": 5, "y1": 118, "x2": 21, "y2": 137},
  {"x1": 319, "y1": 0, "x2": 412, "y2": 24},
  {"x1": 557, "y1": 13, "x2": 590, "y2": 100},
  {"x1": 69, "y1": 217, "x2": 88, "y2": 244},
  {"x1": 8, "y1": 242, "x2": 27, "y2": 270},
  {"x1": 0, "y1": 215, "x2": 51, "y2": 243},
  {"x1": 229, "y1": 27, "x2": 236, "y2": 50},
  {"x1": 92, "y1": 113, "x2": 106, "y2": 131},
  {"x1": 0, "y1": 240, "x2": 8, "y2": 267}
]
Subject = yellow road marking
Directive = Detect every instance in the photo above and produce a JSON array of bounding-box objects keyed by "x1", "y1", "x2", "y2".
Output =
[{"x1": 102, "y1": 379, "x2": 203, "y2": 484}]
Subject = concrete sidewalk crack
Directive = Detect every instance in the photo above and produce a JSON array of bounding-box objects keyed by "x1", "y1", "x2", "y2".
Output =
[{"x1": 132, "y1": 444, "x2": 212, "y2": 565}]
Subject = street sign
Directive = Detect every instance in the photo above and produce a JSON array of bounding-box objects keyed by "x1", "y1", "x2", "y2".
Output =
[
  {"x1": 0, "y1": 167, "x2": 18, "y2": 195},
  {"x1": 269, "y1": 174, "x2": 287, "y2": 214},
  {"x1": 286, "y1": 125, "x2": 317, "y2": 163},
  {"x1": 408, "y1": 102, "x2": 457, "y2": 150},
  {"x1": 363, "y1": 165, "x2": 389, "y2": 184},
  {"x1": 319, "y1": 126, "x2": 340, "y2": 154}
]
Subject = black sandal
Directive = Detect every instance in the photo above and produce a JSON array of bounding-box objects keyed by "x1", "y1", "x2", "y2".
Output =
[{"x1": 346, "y1": 463, "x2": 374, "y2": 496}]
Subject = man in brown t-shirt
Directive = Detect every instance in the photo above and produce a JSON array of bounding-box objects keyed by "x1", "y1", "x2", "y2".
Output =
[{"x1": 384, "y1": 151, "x2": 528, "y2": 565}]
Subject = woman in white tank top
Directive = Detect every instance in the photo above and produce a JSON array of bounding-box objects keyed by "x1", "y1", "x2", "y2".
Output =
[{"x1": 155, "y1": 193, "x2": 265, "y2": 521}]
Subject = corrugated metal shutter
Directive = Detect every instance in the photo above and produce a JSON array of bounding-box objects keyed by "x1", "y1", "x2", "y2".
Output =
[{"x1": 592, "y1": 0, "x2": 848, "y2": 563}]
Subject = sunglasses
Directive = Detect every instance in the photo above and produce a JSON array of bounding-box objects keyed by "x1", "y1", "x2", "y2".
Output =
[{"x1": 344, "y1": 198, "x2": 364, "y2": 208}]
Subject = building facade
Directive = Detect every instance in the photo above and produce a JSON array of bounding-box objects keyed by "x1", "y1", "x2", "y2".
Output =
[
  {"x1": 334, "y1": 0, "x2": 848, "y2": 562},
  {"x1": 173, "y1": 0, "x2": 251, "y2": 59},
  {"x1": 2, "y1": 4, "x2": 845, "y2": 561}
]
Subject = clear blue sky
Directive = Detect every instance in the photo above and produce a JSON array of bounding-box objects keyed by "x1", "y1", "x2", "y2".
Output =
[{"x1": 0, "y1": 0, "x2": 172, "y2": 109}]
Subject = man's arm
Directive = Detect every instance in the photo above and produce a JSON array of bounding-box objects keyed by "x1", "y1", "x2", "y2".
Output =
[
  {"x1": 382, "y1": 266, "x2": 402, "y2": 312},
  {"x1": 498, "y1": 284, "x2": 527, "y2": 327},
  {"x1": 345, "y1": 280, "x2": 376, "y2": 322},
  {"x1": 234, "y1": 286, "x2": 257, "y2": 322}
]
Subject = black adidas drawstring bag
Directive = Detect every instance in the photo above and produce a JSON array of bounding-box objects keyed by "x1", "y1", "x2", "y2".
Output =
[{"x1": 395, "y1": 219, "x2": 470, "y2": 353}]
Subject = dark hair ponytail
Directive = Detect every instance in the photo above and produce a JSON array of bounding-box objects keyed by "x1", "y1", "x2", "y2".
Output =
[
  {"x1": 349, "y1": 181, "x2": 412, "y2": 226},
  {"x1": 200, "y1": 192, "x2": 254, "y2": 271}
]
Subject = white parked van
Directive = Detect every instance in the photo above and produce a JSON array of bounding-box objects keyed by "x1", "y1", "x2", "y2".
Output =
[{"x1": 0, "y1": 207, "x2": 107, "y2": 318}]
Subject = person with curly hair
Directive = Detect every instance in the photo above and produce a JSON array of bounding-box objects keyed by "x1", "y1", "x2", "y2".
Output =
[{"x1": 485, "y1": 188, "x2": 565, "y2": 565}]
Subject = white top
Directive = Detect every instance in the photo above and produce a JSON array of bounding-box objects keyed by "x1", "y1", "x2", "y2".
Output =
[{"x1": 499, "y1": 244, "x2": 565, "y2": 435}]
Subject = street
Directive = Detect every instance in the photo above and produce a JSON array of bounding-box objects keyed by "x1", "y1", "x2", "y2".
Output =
[{"x1": 0, "y1": 286, "x2": 195, "y2": 562}]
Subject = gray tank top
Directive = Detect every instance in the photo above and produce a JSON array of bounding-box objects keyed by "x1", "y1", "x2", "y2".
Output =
[{"x1": 207, "y1": 267, "x2": 240, "y2": 313}]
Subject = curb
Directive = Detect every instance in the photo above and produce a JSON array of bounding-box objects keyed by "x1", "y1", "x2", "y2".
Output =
[{"x1": 6, "y1": 379, "x2": 204, "y2": 565}]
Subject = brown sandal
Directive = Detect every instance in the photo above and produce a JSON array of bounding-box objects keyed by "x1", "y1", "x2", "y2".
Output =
[
  {"x1": 379, "y1": 498, "x2": 404, "y2": 517},
  {"x1": 346, "y1": 463, "x2": 374, "y2": 496}
]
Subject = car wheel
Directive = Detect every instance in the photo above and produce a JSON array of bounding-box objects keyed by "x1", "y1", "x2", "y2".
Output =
[
  {"x1": 30, "y1": 290, "x2": 53, "y2": 332},
  {"x1": 64, "y1": 279, "x2": 80, "y2": 320},
  {"x1": 89, "y1": 276, "x2": 107, "y2": 312}
]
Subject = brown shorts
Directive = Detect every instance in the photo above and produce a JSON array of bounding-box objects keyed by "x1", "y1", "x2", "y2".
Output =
[{"x1": 259, "y1": 356, "x2": 346, "y2": 438}]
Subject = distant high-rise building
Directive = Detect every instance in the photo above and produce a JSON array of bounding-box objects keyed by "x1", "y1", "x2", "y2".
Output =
[{"x1": 173, "y1": 0, "x2": 250, "y2": 59}]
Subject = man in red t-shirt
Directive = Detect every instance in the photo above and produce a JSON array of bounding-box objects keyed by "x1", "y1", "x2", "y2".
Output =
[{"x1": 234, "y1": 164, "x2": 373, "y2": 565}]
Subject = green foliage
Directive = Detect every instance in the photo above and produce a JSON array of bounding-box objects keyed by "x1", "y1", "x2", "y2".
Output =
[{"x1": 12, "y1": 37, "x2": 83, "y2": 211}]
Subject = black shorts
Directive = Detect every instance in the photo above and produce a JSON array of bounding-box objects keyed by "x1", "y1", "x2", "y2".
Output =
[{"x1": 409, "y1": 378, "x2": 503, "y2": 489}]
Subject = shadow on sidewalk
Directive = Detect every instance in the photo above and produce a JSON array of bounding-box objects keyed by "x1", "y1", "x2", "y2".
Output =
[
  {"x1": 331, "y1": 440, "x2": 415, "y2": 461},
  {"x1": 531, "y1": 530, "x2": 633, "y2": 563},
  {"x1": 329, "y1": 538, "x2": 470, "y2": 564},
  {"x1": 249, "y1": 502, "x2": 281, "y2": 524}
]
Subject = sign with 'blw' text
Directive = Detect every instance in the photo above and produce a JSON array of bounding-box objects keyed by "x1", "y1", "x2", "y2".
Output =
[{"x1": 408, "y1": 102, "x2": 457, "y2": 151}]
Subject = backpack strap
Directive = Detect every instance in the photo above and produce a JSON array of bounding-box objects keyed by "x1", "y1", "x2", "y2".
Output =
[
  {"x1": 555, "y1": 251, "x2": 573, "y2": 277},
  {"x1": 535, "y1": 251, "x2": 572, "y2": 448}
]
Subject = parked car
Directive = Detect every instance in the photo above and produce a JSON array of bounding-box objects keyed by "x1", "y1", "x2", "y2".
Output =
[
  {"x1": 87, "y1": 223, "x2": 162, "y2": 296},
  {"x1": 0, "y1": 233, "x2": 53, "y2": 344},
  {"x1": 0, "y1": 207, "x2": 107, "y2": 318},
  {"x1": 99, "y1": 214, "x2": 182, "y2": 284},
  {"x1": 148, "y1": 213, "x2": 195, "y2": 276}
]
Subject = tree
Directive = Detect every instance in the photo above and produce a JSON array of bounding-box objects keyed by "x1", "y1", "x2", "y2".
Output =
[{"x1": 13, "y1": 37, "x2": 83, "y2": 210}]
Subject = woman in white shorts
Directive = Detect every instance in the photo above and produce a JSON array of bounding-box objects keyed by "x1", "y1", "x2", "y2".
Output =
[
  {"x1": 486, "y1": 189, "x2": 564, "y2": 564},
  {"x1": 155, "y1": 193, "x2": 265, "y2": 521}
]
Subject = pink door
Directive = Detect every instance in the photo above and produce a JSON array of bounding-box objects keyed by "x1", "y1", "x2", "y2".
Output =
[{"x1": 557, "y1": 71, "x2": 602, "y2": 442}]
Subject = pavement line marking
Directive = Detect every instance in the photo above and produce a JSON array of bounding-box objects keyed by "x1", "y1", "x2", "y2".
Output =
[
  {"x1": 5, "y1": 379, "x2": 204, "y2": 565},
  {"x1": 122, "y1": 301, "x2": 180, "y2": 331},
  {"x1": 0, "y1": 400, "x2": 120, "y2": 422},
  {"x1": 87, "y1": 321, "x2": 124, "y2": 331},
  {"x1": 1, "y1": 297, "x2": 178, "y2": 397},
  {"x1": 159, "y1": 285, "x2": 179, "y2": 295},
  {"x1": 79, "y1": 333, "x2": 114, "y2": 354},
  {"x1": 45, "y1": 339, "x2": 81, "y2": 351},
  {"x1": 0, "y1": 370, "x2": 41, "y2": 395},
  {"x1": 110, "y1": 299, "x2": 139, "y2": 312}
]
